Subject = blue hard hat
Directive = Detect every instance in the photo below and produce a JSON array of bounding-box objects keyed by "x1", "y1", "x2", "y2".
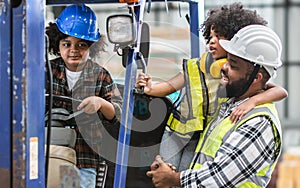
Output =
[{"x1": 55, "y1": 4, "x2": 100, "y2": 42}]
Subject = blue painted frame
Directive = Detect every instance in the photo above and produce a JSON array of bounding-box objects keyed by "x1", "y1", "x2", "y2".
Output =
[
  {"x1": 113, "y1": 2, "x2": 144, "y2": 187},
  {"x1": 5, "y1": 0, "x2": 45, "y2": 187},
  {"x1": 25, "y1": 0, "x2": 46, "y2": 187},
  {"x1": 189, "y1": 1, "x2": 201, "y2": 58},
  {"x1": 0, "y1": 1, "x2": 12, "y2": 186},
  {"x1": 0, "y1": 0, "x2": 201, "y2": 187},
  {"x1": 11, "y1": 3, "x2": 26, "y2": 186}
]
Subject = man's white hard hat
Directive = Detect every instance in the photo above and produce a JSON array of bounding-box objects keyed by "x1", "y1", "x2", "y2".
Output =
[{"x1": 220, "y1": 24, "x2": 282, "y2": 77}]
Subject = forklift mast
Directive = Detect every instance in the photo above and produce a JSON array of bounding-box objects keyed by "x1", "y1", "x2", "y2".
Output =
[
  {"x1": 0, "y1": 0, "x2": 46, "y2": 187},
  {"x1": 0, "y1": 0, "x2": 202, "y2": 187}
]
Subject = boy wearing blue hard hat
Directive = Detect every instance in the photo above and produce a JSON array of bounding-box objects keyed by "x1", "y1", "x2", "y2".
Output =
[{"x1": 46, "y1": 4, "x2": 121, "y2": 188}]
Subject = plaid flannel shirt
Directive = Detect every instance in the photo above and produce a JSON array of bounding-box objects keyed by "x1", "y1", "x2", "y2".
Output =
[
  {"x1": 180, "y1": 98, "x2": 281, "y2": 187},
  {"x1": 46, "y1": 57, "x2": 122, "y2": 168}
]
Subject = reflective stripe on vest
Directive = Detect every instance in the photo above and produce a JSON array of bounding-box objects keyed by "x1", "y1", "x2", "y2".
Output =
[
  {"x1": 190, "y1": 103, "x2": 282, "y2": 187},
  {"x1": 166, "y1": 58, "x2": 220, "y2": 134}
]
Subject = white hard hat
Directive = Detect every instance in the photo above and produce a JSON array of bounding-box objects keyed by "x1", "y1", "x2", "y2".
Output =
[{"x1": 219, "y1": 25, "x2": 282, "y2": 77}]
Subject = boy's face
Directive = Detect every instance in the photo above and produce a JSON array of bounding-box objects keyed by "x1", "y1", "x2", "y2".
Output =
[
  {"x1": 208, "y1": 28, "x2": 228, "y2": 60},
  {"x1": 59, "y1": 36, "x2": 90, "y2": 72}
]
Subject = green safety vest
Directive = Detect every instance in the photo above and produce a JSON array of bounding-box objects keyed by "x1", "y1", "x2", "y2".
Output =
[
  {"x1": 166, "y1": 58, "x2": 221, "y2": 134},
  {"x1": 190, "y1": 103, "x2": 282, "y2": 187}
]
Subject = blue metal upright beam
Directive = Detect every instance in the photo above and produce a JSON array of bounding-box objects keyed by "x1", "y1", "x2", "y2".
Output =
[
  {"x1": 0, "y1": 0, "x2": 12, "y2": 186},
  {"x1": 25, "y1": 1, "x2": 46, "y2": 187},
  {"x1": 10, "y1": 1, "x2": 46, "y2": 187},
  {"x1": 113, "y1": 49, "x2": 137, "y2": 188},
  {"x1": 189, "y1": 0, "x2": 202, "y2": 58},
  {"x1": 11, "y1": 3, "x2": 26, "y2": 186},
  {"x1": 113, "y1": 1, "x2": 146, "y2": 187}
]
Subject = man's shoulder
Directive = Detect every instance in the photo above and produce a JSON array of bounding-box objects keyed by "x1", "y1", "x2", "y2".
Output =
[{"x1": 237, "y1": 103, "x2": 280, "y2": 128}]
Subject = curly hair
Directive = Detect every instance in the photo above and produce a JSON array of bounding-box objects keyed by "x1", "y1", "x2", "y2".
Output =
[
  {"x1": 45, "y1": 22, "x2": 107, "y2": 59},
  {"x1": 200, "y1": 2, "x2": 268, "y2": 43}
]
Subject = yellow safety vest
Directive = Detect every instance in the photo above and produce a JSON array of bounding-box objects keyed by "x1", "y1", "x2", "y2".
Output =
[
  {"x1": 190, "y1": 103, "x2": 282, "y2": 187},
  {"x1": 166, "y1": 58, "x2": 221, "y2": 134}
]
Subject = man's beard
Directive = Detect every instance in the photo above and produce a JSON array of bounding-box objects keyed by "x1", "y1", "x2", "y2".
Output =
[{"x1": 217, "y1": 77, "x2": 249, "y2": 98}]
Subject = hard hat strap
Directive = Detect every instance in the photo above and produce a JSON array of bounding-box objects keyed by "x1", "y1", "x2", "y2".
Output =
[{"x1": 239, "y1": 64, "x2": 261, "y2": 97}]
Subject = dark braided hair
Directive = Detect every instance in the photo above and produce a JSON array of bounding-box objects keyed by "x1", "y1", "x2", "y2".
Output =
[
  {"x1": 200, "y1": 2, "x2": 268, "y2": 43},
  {"x1": 45, "y1": 22, "x2": 106, "y2": 59}
]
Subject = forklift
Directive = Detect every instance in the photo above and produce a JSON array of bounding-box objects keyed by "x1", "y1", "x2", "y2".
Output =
[{"x1": 0, "y1": 0, "x2": 203, "y2": 187}]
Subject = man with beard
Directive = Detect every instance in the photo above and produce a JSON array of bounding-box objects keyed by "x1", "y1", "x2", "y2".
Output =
[
  {"x1": 137, "y1": 3, "x2": 287, "y2": 174},
  {"x1": 146, "y1": 24, "x2": 284, "y2": 188}
]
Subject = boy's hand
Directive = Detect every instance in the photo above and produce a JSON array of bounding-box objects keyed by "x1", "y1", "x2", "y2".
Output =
[{"x1": 77, "y1": 96, "x2": 102, "y2": 114}]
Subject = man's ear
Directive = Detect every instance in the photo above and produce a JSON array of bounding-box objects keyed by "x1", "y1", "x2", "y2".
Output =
[{"x1": 254, "y1": 72, "x2": 263, "y2": 83}]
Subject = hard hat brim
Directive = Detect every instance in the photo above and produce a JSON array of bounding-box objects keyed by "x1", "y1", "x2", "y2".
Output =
[{"x1": 219, "y1": 39, "x2": 239, "y2": 60}]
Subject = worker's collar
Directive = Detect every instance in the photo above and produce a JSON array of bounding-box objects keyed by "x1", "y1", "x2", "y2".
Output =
[{"x1": 226, "y1": 97, "x2": 249, "y2": 109}]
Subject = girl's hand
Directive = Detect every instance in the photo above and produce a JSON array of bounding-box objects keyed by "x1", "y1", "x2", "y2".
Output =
[
  {"x1": 230, "y1": 100, "x2": 255, "y2": 123},
  {"x1": 136, "y1": 73, "x2": 152, "y2": 94}
]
